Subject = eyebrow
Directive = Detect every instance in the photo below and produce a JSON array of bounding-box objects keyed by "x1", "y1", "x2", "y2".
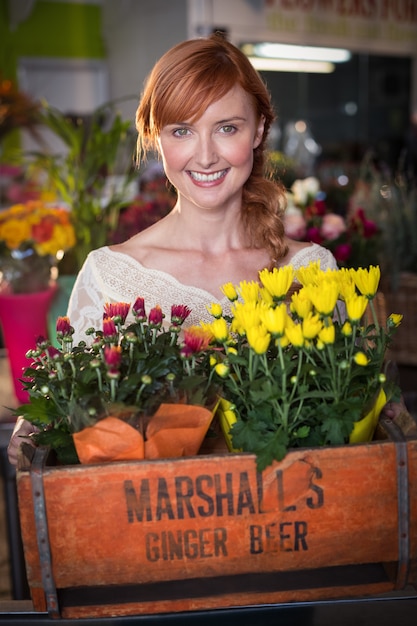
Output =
[{"x1": 166, "y1": 116, "x2": 247, "y2": 126}]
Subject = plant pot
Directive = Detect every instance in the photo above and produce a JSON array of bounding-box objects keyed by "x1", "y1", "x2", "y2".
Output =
[
  {"x1": 0, "y1": 285, "x2": 57, "y2": 402},
  {"x1": 217, "y1": 389, "x2": 387, "y2": 453}
]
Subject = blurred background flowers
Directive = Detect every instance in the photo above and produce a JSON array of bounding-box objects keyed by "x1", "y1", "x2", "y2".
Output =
[
  {"x1": 0, "y1": 200, "x2": 75, "y2": 294},
  {"x1": 283, "y1": 176, "x2": 380, "y2": 269}
]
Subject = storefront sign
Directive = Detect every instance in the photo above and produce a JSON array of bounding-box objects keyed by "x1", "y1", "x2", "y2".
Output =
[{"x1": 203, "y1": 0, "x2": 417, "y2": 55}]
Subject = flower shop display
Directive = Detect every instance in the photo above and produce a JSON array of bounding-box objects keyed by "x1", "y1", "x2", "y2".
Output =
[
  {"x1": 0, "y1": 200, "x2": 76, "y2": 293},
  {"x1": 204, "y1": 262, "x2": 402, "y2": 470},
  {"x1": 13, "y1": 265, "x2": 417, "y2": 619},
  {"x1": 284, "y1": 176, "x2": 380, "y2": 269},
  {"x1": 30, "y1": 101, "x2": 137, "y2": 274},
  {"x1": 16, "y1": 300, "x2": 218, "y2": 465},
  {"x1": 0, "y1": 200, "x2": 76, "y2": 401}
]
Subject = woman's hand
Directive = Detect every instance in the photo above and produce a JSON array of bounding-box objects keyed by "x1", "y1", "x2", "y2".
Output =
[{"x1": 7, "y1": 417, "x2": 39, "y2": 467}]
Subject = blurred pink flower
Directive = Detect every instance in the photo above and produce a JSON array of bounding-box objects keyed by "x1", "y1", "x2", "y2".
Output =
[
  {"x1": 320, "y1": 213, "x2": 347, "y2": 241},
  {"x1": 283, "y1": 212, "x2": 307, "y2": 240},
  {"x1": 334, "y1": 243, "x2": 352, "y2": 263}
]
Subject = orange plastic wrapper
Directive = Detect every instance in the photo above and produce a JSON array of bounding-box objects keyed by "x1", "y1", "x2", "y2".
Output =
[{"x1": 72, "y1": 404, "x2": 214, "y2": 464}]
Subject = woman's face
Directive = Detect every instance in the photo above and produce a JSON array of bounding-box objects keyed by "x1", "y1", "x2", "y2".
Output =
[{"x1": 157, "y1": 84, "x2": 264, "y2": 212}]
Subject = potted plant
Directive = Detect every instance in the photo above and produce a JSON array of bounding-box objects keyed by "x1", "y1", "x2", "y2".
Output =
[
  {"x1": 28, "y1": 99, "x2": 137, "y2": 274},
  {"x1": 203, "y1": 262, "x2": 402, "y2": 470},
  {"x1": 15, "y1": 299, "x2": 218, "y2": 465}
]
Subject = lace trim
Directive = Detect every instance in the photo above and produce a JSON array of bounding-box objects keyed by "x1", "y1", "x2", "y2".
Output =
[{"x1": 67, "y1": 244, "x2": 337, "y2": 343}]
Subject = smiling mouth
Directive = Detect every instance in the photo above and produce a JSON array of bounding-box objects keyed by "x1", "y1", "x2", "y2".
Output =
[{"x1": 188, "y1": 169, "x2": 228, "y2": 183}]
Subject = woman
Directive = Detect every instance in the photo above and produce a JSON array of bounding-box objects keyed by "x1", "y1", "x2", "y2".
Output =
[
  {"x1": 8, "y1": 34, "x2": 337, "y2": 465},
  {"x1": 66, "y1": 33, "x2": 337, "y2": 343}
]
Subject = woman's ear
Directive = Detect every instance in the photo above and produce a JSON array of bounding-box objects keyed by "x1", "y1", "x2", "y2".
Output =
[{"x1": 253, "y1": 115, "x2": 265, "y2": 149}]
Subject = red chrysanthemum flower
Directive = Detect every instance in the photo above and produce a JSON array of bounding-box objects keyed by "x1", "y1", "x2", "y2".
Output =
[
  {"x1": 103, "y1": 345, "x2": 122, "y2": 372},
  {"x1": 102, "y1": 316, "x2": 118, "y2": 340},
  {"x1": 171, "y1": 304, "x2": 192, "y2": 326},
  {"x1": 181, "y1": 327, "x2": 212, "y2": 357},
  {"x1": 132, "y1": 297, "x2": 146, "y2": 321},
  {"x1": 103, "y1": 302, "x2": 130, "y2": 323},
  {"x1": 148, "y1": 305, "x2": 164, "y2": 328},
  {"x1": 56, "y1": 316, "x2": 73, "y2": 338}
]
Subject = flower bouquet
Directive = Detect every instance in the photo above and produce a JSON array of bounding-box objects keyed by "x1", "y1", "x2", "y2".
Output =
[
  {"x1": 15, "y1": 301, "x2": 217, "y2": 465},
  {"x1": 284, "y1": 177, "x2": 380, "y2": 269},
  {"x1": 0, "y1": 200, "x2": 76, "y2": 293},
  {"x1": 204, "y1": 262, "x2": 402, "y2": 471}
]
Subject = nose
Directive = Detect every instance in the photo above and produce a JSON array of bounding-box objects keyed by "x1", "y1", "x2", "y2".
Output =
[{"x1": 195, "y1": 133, "x2": 219, "y2": 169}]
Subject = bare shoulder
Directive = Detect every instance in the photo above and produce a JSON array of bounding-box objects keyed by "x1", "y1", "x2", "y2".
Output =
[
  {"x1": 280, "y1": 238, "x2": 312, "y2": 264},
  {"x1": 278, "y1": 239, "x2": 337, "y2": 270},
  {"x1": 286, "y1": 239, "x2": 312, "y2": 257}
]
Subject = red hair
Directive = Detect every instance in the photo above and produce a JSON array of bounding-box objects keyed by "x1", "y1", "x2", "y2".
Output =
[{"x1": 136, "y1": 34, "x2": 288, "y2": 263}]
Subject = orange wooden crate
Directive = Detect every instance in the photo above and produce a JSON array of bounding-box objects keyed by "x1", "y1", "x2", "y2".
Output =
[{"x1": 16, "y1": 417, "x2": 417, "y2": 619}]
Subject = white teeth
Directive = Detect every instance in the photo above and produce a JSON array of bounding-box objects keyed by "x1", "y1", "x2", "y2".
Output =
[{"x1": 189, "y1": 170, "x2": 226, "y2": 182}]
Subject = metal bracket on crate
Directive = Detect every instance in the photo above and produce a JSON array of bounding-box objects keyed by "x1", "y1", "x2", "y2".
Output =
[
  {"x1": 30, "y1": 446, "x2": 60, "y2": 619},
  {"x1": 380, "y1": 416, "x2": 410, "y2": 590}
]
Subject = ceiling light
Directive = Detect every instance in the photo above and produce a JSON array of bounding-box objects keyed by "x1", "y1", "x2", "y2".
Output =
[
  {"x1": 247, "y1": 57, "x2": 335, "y2": 73},
  {"x1": 242, "y1": 43, "x2": 351, "y2": 64}
]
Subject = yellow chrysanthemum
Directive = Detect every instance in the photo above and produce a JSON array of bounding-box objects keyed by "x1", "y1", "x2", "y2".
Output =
[
  {"x1": 221, "y1": 282, "x2": 238, "y2": 302},
  {"x1": 207, "y1": 302, "x2": 223, "y2": 319},
  {"x1": 302, "y1": 313, "x2": 323, "y2": 340},
  {"x1": 388, "y1": 313, "x2": 403, "y2": 328},
  {"x1": 290, "y1": 289, "x2": 313, "y2": 319},
  {"x1": 260, "y1": 303, "x2": 287, "y2": 337},
  {"x1": 231, "y1": 301, "x2": 261, "y2": 334},
  {"x1": 305, "y1": 281, "x2": 339, "y2": 316},
  {"x1": 259, "y1": 286, "x2": 273, "y2": 306},
  {"x1": 285, "y1": 319, "x2": 304, "y2": 347},
  {"x1": 318, "y1": 323, "x2": 335, "y2": 345},
  {"x1": 337, "y1": 269, "x2": 356, "y2": 301},
  {"x1": 259, "y1": 265, "x2": 295, "y2": 300},
  {"x1": 246, "y1": 325, "x2": 271, "y2": 354},
  {"x1": 345, "y1": 293, "x2": 368, "y2": 323},
  {"x1": 295, "y1": 260, "x2": 322, "y2": 286},
  {"x1": 277, "y1": 335, "x2": 290, "y2": 348},
  {"x1": 214, "y1": 363, "x2": 230, "y2": 378},
  {"x1": 354, "y1": 351, "x2": 369, "y2": 366},
  {"x1": 341, "y1": 321, "x2": 353, "y2": 336},
  {"x1": 350, "y1": 266, "x2": 381, "y2": 298},
  {"x1": 238, "y1": 280, "x2": 260, "y2": 303},
  {"x1": 210, "y1": 317, "x2": 229, "y2": 343}
]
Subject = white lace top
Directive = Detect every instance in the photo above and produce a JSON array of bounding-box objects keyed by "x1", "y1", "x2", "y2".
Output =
[{"x1": 67, "y1": 244, "x2": 337, "y2": 343}]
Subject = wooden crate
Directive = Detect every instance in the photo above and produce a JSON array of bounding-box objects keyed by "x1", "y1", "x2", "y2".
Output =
[{"x1": 16, "y1": 416, "x2": 417, "y2": 620}]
